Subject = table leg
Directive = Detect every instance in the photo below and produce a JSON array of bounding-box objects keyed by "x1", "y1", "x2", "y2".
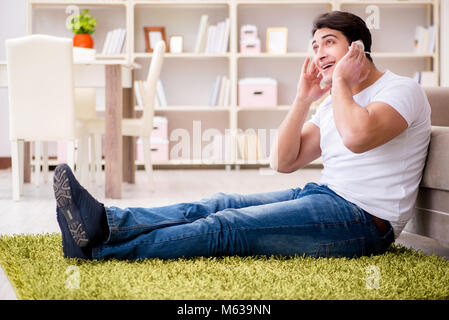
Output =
[
  {"x1": 24, "y1": 142, "x2": 31, "y2": 183},
  {"x1": 122, "y1": 87, "x2": 135, "y2": 184},
  {"x1": 105, "y1": 65, "x2": 123, "y2": 199}
]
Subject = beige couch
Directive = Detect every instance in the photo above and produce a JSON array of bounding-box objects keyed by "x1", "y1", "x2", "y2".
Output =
[{"x1": 404, "y1": 87, "x2": 449, "y2": 244}]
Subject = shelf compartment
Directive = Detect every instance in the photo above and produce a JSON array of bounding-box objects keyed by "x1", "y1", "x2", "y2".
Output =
[
  {"x1": 237, "y1": 2, "x2": 330, "y2": 53},
  {"x1": 133, "y1": 3, "x2": 230, "y2": 53},
  {"x1": 134, "y1": 57, "x2": 230, "y2": 107},
  {"x1": 30, "y1": 5, "x2": 128, "y2": 55},
  {"x1": 340, "y1": 2, "x2": 433, "y2": 53}
]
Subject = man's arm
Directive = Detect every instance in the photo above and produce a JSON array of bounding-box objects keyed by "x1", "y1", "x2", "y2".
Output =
[
  {"x1": 332, "y1": 77, "x2": 408, "y2": 154},
  {"x1": 331, "y1": 42, "x2": 408, "y2": 153},
  {"x1": 270, "y1": 97, "x2": 321, "y2": 173},
  {"x1": 270, "y1": 57, "x2": 329, "y2": 173}
]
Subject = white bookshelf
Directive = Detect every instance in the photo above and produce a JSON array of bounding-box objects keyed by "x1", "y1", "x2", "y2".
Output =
[{"x1": 26, "y1": 0, "x2": 440, "y2": 167}]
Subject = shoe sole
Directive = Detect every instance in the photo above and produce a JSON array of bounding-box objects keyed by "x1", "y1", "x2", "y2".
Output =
[{"x1": 53, "y1": 165, "x2": 90, "y2": 247}]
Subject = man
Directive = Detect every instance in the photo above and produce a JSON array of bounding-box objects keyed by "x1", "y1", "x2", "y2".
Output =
[{"x1": 54, "y1": 11, "x2": 430, "y2": 261}]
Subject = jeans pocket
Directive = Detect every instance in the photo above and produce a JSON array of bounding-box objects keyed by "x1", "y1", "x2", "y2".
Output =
[{"x1": 316, "y1": 237, "x2": 367, "y2": 258}]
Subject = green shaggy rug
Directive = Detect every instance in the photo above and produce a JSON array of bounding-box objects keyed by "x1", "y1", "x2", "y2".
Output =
[{"x1": 0, "y1": 233, "x2": 448, "y2": 300}]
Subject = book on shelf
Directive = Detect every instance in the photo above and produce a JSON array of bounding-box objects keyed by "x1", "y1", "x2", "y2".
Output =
[
  {"x1": 217, "y1": 75, "x2": 227, "y2": 106},
  {"x1": 102, "y1": 28, "x2": 127, "y2": 55},
  {"x1": 209, "y1": 75, "x2": 221, "y2": 106},
  {"x1": 195, "y1": 15, "x2": 230, "y2": 54},
  {"x1": 134, "y1": 80, "x2": 144, "y2": 108},
  {"x1": 156, "y1": 80, "x2": 168, "y2": 107},
  {"x1": 223, "y1": 77, "x2": 230, "y2": 107},
  {"x1": 194, "y1": 14, "x2": 209, "y2": 53},
  {"x1": 205, "y1": 25, "x2": 217, "y2": 54},
  {"x1": 236, "y1": 133, "x2": 263, "y2": 162},
  {"x1": 413, "y1": 71, "x2": 438, "y2": 86},
  {"x1": 221, "y1": 18, "x2": 230, "y2": 53},
  {"x1": 201, "y1": 134, "x2": 223, "y2": 163},
  {"x1": 134, "y1": 80, "x2": 166, "y2": 109},
  {"x1": 413, "y1": 25, "x2": 435, "y2": 54},
  {"x1": 209, "y1": 75, "x2": 230, "y2": 107},
  {"x1": 214, "y1": 21, "x2": 225, "y2": 54},
  {"x1": 427, "y1": 25, "x2": 435, "y2": 54}
]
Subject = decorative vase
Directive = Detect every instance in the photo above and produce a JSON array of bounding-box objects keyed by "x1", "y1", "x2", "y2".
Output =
[{"x1": 73, "y1": 34, "x2": 94, "y2": 49}]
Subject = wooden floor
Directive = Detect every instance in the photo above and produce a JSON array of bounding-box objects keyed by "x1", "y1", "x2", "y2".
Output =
[{"x1": 1, "y1": 167, "x2": 448, "y2": 299}]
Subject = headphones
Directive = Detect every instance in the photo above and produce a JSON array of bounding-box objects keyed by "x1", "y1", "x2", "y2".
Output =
[{"x1": 351, "y1": 40, "x2": 370, "y2": 54}]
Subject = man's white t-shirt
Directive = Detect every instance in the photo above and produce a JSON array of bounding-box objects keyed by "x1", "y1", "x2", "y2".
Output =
[{"x1": 309, "y1": 70, "x2": 431, "y2": 239}]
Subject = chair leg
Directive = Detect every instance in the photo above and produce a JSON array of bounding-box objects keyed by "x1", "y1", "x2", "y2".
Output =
[
  {"x1": 78, "y1": 136, "x2": 90, "y2": 187},
  {"x1": 34, "y1": 141, "x2": 41, "y2": 187},
  {"x1": 18, "y1": 140, "x2": 24, "y2": 196},
  {"x1": 42, "y1": 141, "x2": 49, "y2": 183},
  {"x1": 94, "y1": 133, "x2": 102, "y2": 186},
  {"x1": 67, "y1": 141, "x2": 76, "y2": 172},
  {"x1": 90, "y1": 134, "x2": 95, "y2": 183},
  {"x1": 73, "y1": 140, "x2": 80, "y2": 180},
  {"x1": 11, "y1": 140, "x2": 22, "y2": 201},
  {"x1": 142, "y1": 136, "x2": 155, "y2": 191}
]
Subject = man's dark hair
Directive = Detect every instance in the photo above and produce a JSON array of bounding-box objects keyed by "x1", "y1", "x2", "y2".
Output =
[{"x1": 312, "y1": 11, "x2": 373, "y2": 63}]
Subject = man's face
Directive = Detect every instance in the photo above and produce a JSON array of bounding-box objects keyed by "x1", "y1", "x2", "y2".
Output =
[{"x1": 311, "y1": 28, "x2": 350, "y2": 86}]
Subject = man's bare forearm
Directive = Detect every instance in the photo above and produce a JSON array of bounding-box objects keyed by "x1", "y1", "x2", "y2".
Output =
[
  {"x1": 270, "y1": 95, "x2": 312, "y2": 170},
  {"x1": 332, "y1": 77, "x2": 370, "y2": 146}
]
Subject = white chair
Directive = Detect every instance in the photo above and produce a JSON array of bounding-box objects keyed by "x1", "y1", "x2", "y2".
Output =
[
  {"x1": 87, "y1": 40, "x2": 166, "y2": 191},
  {"x1": 73, "y1": 87, "x2": 102, "y2": 185},
  {"x1": 38, "y1": 88, "x2": 97, "y2": 186},
  {"x1": 6, "y1": 34, "x2": 91, "y2": 200}
]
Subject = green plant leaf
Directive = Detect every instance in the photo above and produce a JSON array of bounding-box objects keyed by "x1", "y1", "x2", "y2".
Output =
[{"x1": 67, "y1": 9, "x2": 97, "y2": 35}]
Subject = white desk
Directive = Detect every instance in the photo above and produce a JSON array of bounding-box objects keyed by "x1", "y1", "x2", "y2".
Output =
[
  {"x1": 0, "y1": 59, "x2": 141, "y2": 199},
  {"x1": 0, "y1": 59, "x2": 139, "y2": 88}
]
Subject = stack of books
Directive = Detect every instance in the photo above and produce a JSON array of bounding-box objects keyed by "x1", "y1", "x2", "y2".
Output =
[
  {"x1": 413, "y1": 25, "x2": 435, "y2": 54},
  {"x1": 209, "y1": 75, "x2": 230, "y2": 107},
  {"x1": 236, "y1": 133, "x2": 265, "y2": 163},
  {"x1": 102, "y1": 28, "x2": 127, "y2": 55},
  {"x1": 134, "y1": 80, "x2": 168, "y2": 109},
  {"x1": 194, "y1": 15, "x2": 230, "y2": 54}
]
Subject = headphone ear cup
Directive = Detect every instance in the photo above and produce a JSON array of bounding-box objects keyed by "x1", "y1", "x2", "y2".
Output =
[{"x1": 354, "y1": 40, "x2": 365, "y2": 51}]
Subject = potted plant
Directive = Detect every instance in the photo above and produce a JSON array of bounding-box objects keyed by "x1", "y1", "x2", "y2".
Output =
[{"x1": 67, "y1": 9, "x2": 97, "y2": 48}]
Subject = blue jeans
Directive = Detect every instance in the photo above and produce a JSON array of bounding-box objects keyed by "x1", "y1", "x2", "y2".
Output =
[{"x1": 92, "y1": 183, "x2": 394, "y2": 260}]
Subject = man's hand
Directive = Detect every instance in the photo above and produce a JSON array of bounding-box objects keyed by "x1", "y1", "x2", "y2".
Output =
[
  {"x1": 296, "y1": 57, "x2": 332, "y2": 104},
  {"x1": 332, "y1": 42, "x2": 370, "y2": 86}
]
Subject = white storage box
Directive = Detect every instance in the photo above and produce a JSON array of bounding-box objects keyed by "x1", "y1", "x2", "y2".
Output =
[{"x1": 238, "y1": 77, "x2": 278, "y2": 107}]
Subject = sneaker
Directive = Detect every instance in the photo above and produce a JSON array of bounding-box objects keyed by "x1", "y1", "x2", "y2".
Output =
[
  {"x1": 53, "y1": 164, "x2": 108, "y2": 249},
  {"x1": 56, "y1": 209, "x2": 92, "y2": 259}
]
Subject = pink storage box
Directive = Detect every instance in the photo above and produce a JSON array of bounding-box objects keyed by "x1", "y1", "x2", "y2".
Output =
[
  {"x1": 238, "y1": 77, "x2": 277, "y2": 107},
  {"x1": 240, "y1": 25, "x2": 258, "y2": 40},
  {"x1": 136, "y1": 137, "x2": 169, "y2": 163},
  {"x1": 240, "y1": 38, "x2": 261, "y2": 54},
  {"x1": 152, "y1": 116, "x2": 168, "y2": 139}
]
